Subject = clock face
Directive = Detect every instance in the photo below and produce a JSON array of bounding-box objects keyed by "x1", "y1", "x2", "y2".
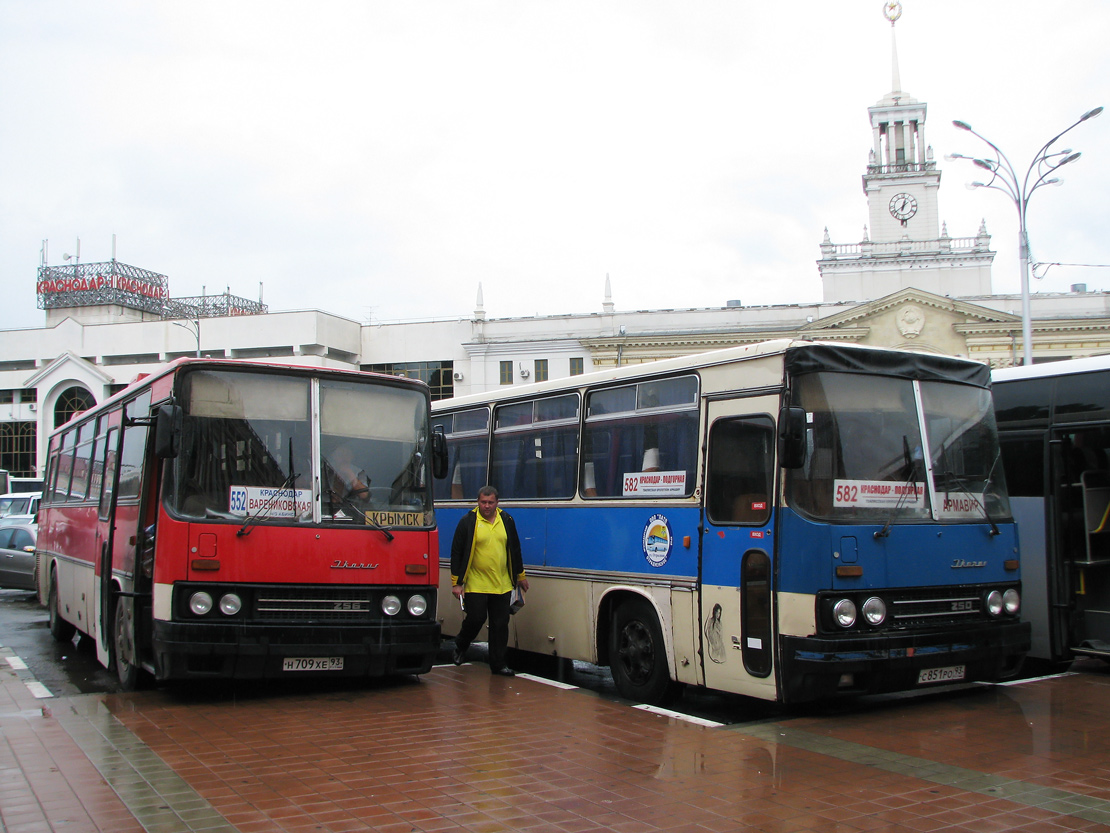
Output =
[{"x1": 889, "y1": 193, "x2": 918, "y2": 223}]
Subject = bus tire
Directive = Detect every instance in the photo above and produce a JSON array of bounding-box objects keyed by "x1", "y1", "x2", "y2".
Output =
[
  {"x1": 112, "y1": 595, "x2": 142, "y2": 691},
  {"x1": 610, "y1": 597, "x2": 678, "y2": 705},
  {"x1": 48, "y1": 569, "x2": 76, "y2": 643}
]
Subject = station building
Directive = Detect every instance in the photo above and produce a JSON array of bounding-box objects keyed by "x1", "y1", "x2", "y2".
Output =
[{"x1": 2, "y1": 13, "x2": 1107, "y2": 480}]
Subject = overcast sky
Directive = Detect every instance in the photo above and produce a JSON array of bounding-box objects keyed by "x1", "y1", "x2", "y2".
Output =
[{"x1": 1, "y1": 1, "x2": 1107, "y2": 332}]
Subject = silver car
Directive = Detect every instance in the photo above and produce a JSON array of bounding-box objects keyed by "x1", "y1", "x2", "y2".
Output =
[{"x1": 0, "y1": 523, "x2": 36, "y2": 591}]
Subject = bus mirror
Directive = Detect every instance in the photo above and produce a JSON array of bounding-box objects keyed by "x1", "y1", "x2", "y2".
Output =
[
  {"x1": 432, "y1": 426, "x2": 448, "y2": 479},
  {"x1": 155, "y1": 404, "x2": 183, "y2": 459},
  {"x1": 778, "y1": 406, "x2": 807, "y2": 469}
]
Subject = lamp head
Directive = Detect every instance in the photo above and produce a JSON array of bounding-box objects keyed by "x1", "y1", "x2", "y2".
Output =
[
  {"x1": 973, "y1": 158, "x2": 995, "y2": 172},
  {"x1": 1081, "y1": 106, "x2": 1103, "y2": 121},
  {"x1": 953, "y1": 120, "x2": 973, "y2": 131},
  {"x1": 1060, "y1": 152, "x2": 1082, "y2": 166}
]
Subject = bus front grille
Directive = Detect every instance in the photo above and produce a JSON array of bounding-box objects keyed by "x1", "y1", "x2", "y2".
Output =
[
  {"x1": 254, "y1": 588, "x2": 377, "y2": 622},
  {"x1": 889, "y1": 593, "x2": 981, "y2": 628}
]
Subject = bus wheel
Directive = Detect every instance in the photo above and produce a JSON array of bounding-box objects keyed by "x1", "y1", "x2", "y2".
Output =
[
  {"x1": 112, "y1": 596, "x2": 141, "y2": 691},
  {"x1": 610, "y1": 598, "x2": 678, "y2": 705},
  {"x1": 48, "y1": 570, "x2": 76, "y2": 643}
]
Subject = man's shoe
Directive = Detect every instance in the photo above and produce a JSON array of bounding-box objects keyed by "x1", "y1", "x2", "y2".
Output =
[
  {"x1": 452, "y1": 646, "x2": 466, "y2": 666},
  {"x1": 491, "y1": 666, "x2": 516, "y2": 677}
]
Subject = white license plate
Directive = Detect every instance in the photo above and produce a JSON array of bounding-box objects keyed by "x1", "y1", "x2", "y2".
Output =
[
  {"x1": 916, "y1": 664, "x2": 965, "y2": 684},
  {"x1": 282, "y1": 657, "x2": 344, "y2": 672}
]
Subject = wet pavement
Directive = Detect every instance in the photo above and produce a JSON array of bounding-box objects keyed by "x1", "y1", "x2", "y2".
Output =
[{"x1": 2, "y1": 629, "x2": 1110, "y2": 832}]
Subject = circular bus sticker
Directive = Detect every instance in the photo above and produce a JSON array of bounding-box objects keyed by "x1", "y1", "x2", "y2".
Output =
[{"x1": 642, "y1": 514, "x2": 673, "y2": 568}]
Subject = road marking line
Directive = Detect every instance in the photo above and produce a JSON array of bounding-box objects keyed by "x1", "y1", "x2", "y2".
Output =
[
  {"x1": 981, "y1": 672, "x2": 1077, "y2": 687},
  {"x1": 517, "y1": 673, "x2": 578, "y2": 690},
  {"x1": 634, "y1": 704, "x2": 724, "y2": 727},
  {"x1": 6, "y1": 656, "x2": 28, "y2": 670},
  {"x1": 24, "y1": 681, "x2": 53, "y2": 699}
]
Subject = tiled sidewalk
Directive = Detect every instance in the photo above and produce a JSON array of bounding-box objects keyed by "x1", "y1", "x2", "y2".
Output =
[{"x1": 3, "y1": 647, "x2": 1110, "y2": 832}]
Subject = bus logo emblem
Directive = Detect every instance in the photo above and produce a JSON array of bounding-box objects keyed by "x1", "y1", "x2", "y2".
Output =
[{"x1": 642, "y1": 514, "x2": 673, "y2": 568}]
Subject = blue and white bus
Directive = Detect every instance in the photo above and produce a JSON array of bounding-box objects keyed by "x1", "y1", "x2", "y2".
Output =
[
  {"x1": 434, "y1": 340, "x2": 1029, "y2": 704},
  {"x1": 992, "y1": 355, "x2": 1110, "y2": 668}
]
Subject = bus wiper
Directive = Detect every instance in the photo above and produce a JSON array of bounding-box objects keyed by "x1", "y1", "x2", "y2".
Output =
[
  {"x1": 238, "y1": 471, "x2": 299, "y2": 537},
  {"x1": 875, "y1": 436, "x2": 918, "y2": 540},
  {"x1": 935, "y1": 467, "x2": 1001, "y2": 537},
  {"x1": 326, "y1": 487, "x2": 395, "y2": 542}
]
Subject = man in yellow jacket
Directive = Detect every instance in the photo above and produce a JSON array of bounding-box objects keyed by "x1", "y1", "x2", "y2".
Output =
[{"x1": 450, "y1": 486, "x2": 529, "y2": 676}]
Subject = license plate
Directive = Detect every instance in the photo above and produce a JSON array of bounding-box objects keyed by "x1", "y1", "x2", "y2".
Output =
[
  {"x1": 917, "y1": 664, "x2": 965, "y2": 684},
  {"x1": 282, "y1": 657, "x2": 344, "y2": 672}
]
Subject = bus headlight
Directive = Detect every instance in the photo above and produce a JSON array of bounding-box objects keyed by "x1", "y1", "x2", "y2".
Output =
[
  {"x1": 986, "y1": 590, "x2": 1004, "y2": 617},
  {"x1": 219, "y1": 593, "x2": 242, "y2": 616},
  {"x1": 862, "y1": 596, "x2": 887, "y2": 626},
  {"x1": 1003, "y1": 588, "x2": 1020, "y2": 615},
  {"x1": 407, "y1": 594, "x2": 428, "y2": 616},
  {"x1": 382, "y1": 595, "x2": 402, "y2": 616},
  {"x1": 833, "y1": 598, "x2": 857, "y2": 628},
  {"x1": 189, "y1": 591, "x2": 213, "y2": 616}
]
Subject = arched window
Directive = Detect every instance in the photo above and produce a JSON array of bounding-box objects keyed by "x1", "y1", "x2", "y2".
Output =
[{"x1": 54, "y1": 386, "x2": 95, "y2": 429}]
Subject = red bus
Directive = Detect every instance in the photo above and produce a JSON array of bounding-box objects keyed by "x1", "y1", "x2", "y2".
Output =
[{"x1": 35, "y1": 358, "x2": 447, "y2": 689}]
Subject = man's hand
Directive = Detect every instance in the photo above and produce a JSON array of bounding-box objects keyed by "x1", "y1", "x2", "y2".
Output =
[
  {"x1": 452, "y1": 584, "x2": 464, "y2": 599},
  {"x1": 517, "y1": 577, "x2": 530, "y2": 592}
]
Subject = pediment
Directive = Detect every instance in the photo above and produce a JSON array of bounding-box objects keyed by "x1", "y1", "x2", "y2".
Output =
[
  {"x1": 803, "y1": 288, "x2": 1019, "y2": 333},
  {"x1": 24, "y1": 351, "x2": 113, "y2": 389},
  {"x1": 800, "y1": 289, "x2": 1021, "y2": 356}
]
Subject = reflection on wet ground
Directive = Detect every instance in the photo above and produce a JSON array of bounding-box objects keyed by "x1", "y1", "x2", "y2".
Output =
[{"x1": 5, "y1": 586, "x2": 1110, "y2": 832}]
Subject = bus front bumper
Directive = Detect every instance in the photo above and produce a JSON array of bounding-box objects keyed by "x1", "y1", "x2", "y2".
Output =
[
  {"x1": 778, "y1": 620, "x2": 1030, "y2": 703},
  {"x1": 150, "y1": 620, "x2": 441, "y2": 680}
]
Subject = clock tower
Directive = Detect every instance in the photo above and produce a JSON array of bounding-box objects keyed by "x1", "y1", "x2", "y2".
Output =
[{"x1": 818, "y1": 2, "x2": 995, "y2": 303}]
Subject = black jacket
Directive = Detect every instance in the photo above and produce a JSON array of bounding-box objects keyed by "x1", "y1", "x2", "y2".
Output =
[{"x1": 450, "y1": 507, "x2": 525, "y2": 589}]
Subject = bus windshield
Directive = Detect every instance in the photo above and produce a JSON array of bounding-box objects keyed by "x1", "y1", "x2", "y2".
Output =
[
  {"x1": 169, "y1": 369, "x2": 432, "y2": 524},
  {"x1": 786, "y1": 372, "x2": 1010, "y2": 524}
]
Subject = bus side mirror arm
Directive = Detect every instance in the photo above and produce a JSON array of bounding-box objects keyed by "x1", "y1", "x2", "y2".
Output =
[
  {"x1": 778, "y1": 406, "x2": 807, "y2": 469},
  {"x1": 432, "y1": 426, "x2": 448, "y2": 479},
  {"x1": 155, "y1": 404, "x2": 183, "y2": 459}
]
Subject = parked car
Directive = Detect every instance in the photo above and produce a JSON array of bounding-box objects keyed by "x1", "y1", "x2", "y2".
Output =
[
  {"x1": 0, "y1": 492, "x2": 40, "y2": 527},
  {"x1": 0, "y1": 523, "x2": 36, "y2": 590}
]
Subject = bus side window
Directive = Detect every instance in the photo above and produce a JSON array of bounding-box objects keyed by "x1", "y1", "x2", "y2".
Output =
[
  {"x1": 998, "y1": 434, "x2": 1045, "y2": 498},
  {"x1": 706, "y1": 416, "x2": 775, "y2": 525}
]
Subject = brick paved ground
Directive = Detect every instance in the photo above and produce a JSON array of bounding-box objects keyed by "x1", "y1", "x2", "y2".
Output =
[{"x1": 3, "y1": 646, "x2": 1110, "y2": 832}]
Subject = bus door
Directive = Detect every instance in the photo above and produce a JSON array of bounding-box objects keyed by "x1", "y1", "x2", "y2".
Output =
[
  {"x1": 699, "y1": 398, "x2": 777, "y2": 698},
  {"x1": 95, "y1": 392, "x2": 152, "y2": 671},
  {"x1": 1052, "y1": 425, "x2": 1110, "y2": 656}
]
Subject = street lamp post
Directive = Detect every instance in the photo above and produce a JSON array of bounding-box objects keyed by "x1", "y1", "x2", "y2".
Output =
[{"x1": 947, "y1": 106, "x2": 1102, "y2": 366}]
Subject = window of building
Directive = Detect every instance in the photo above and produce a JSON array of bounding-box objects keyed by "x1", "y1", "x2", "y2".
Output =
[
  {"x1": 570, "y1": 357, "x2": 585, "y2": 376},
  {"x1": 500, "y1": 361, "x2": 513, "y2": 386},
  {"x1": 0, "y1": 421, "x2": 37, "y2": 477},
  {"x1": 20, "y1": 388, "x2": 37, "y2": 403},
  {"x1": 361, "y1": 361, "x2": 455, "y2": 401},
  {"x1": 0, "y1": 390, "x2": 13, "y2": 404},
  {"x1": 54, "y1": 386, "x2": 95, "y2": 430},
  {"x1": 534, "y1": 359, "x2": 549, "y2": 383}
]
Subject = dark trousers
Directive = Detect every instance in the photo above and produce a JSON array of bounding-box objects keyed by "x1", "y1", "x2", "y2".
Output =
[{"x1": 456, "y1": 591, "x2": 512, "y2": 669}]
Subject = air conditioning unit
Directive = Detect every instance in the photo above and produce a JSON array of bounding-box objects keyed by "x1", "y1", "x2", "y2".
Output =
[
  {"x1": 27, "y1": 403, "x2": 36, "y2": 411},
  {"x1": 452, "y1": 371, "x2": 464, "y2": 382},
  {"x1": 519, "y1": 368, "x2": 530, "y2": 378}
]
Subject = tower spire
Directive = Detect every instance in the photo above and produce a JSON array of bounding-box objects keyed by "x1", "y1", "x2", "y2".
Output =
[{"x1": 887, "y1": 2, "x2": 902, "y2": 95}]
